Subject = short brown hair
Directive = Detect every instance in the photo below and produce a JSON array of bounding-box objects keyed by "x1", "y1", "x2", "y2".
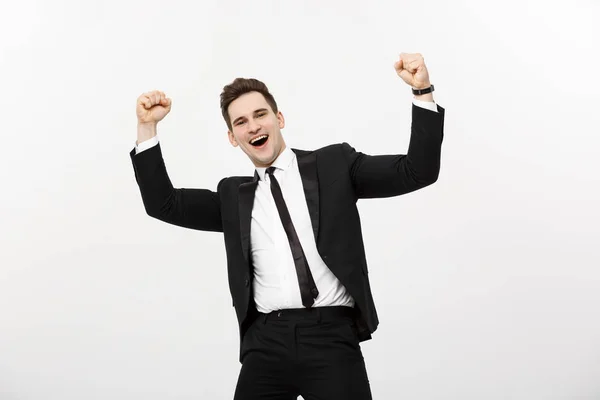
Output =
[{"x1": 220, "y1": 78, "x2": 279, "y2": 130}]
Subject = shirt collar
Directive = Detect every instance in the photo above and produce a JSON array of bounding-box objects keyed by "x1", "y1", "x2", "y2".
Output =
[{"x1": 255, "y1": 146, "x2": 295, "y2": 181}]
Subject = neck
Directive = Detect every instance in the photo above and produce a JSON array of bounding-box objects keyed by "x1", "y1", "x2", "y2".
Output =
[{"x1": 254, "y1": 143, "x2": 287, "y2": 169}]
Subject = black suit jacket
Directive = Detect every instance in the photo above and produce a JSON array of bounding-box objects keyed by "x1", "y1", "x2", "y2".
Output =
[{"x1": 130, "y1": 104, "x2": 445, "y2": 357}]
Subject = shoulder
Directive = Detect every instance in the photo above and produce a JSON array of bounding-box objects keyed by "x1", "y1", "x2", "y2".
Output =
[
  {"x1": 217, "y1": 175, "x2": 254, "y2": 193},
  {"x1": 317, "y1": 143, "x2": 359, "y2": 163},
  {"x1": 294, "y1": 142, "x2": 356, "y2": 157},
  {"x1": 293, "y1": 143, "x2": 359, "y2": 173}
]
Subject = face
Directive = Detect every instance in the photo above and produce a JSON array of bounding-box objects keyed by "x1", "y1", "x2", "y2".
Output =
[{"x1": 227, "y1": 91, "x2": 286, "y2": 168}]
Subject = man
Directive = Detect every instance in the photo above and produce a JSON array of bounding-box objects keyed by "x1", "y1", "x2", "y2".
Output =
[{"x1": 130, "y1": 52, "x2": 444, "y2": 399}]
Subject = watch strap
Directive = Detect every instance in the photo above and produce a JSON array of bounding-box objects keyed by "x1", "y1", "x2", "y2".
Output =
[{"x1": 412, "y1": 85, "x2": 434, "y2": 95}]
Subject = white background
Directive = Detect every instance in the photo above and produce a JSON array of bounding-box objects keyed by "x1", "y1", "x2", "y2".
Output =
[{"x1": 1, "y1": 0, "x2": 599, "y2": 399}]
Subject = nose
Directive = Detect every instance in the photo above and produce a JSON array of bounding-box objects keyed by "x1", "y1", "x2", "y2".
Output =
[{"x1": 247, "y1": 118, "x2": 260, "y2": 134}]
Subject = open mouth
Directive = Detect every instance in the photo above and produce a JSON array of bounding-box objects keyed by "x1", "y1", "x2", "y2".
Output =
[{"x1": 250, "y1": 134, "x2": 269, "y2": 148}]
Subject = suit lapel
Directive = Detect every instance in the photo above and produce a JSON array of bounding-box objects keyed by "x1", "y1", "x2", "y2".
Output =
[
  {"x1": 293, "y1": 149, "x2": 320, "y2": 243},
  {"x1": 238, "y1": 172, "x2": 259, "y2": 264}
]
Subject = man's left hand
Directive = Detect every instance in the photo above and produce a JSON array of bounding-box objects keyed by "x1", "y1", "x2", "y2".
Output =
[{"x1": 394, "y1": 53, "x2": 431, "y2": 89}]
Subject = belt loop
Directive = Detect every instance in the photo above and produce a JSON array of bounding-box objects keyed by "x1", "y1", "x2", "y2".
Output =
[
  {"x1": 316, "y1": 307, "x2": 321, "y2": 323},
  {"x1": 262, "y1": 313, "x2": 268, "y2": 324}
]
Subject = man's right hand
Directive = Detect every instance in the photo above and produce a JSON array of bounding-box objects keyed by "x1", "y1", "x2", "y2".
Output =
[
  {"x1": 136, "y1": 90, "x2": 172, "y2": 144},
  {"x1": 137, "y1": 90, "x2": 171, "y2": 124}
]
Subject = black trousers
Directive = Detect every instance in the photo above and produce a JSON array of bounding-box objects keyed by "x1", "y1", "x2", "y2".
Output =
[{"x1": 233, "y1": 306, "x2": 372, "y2": 400}]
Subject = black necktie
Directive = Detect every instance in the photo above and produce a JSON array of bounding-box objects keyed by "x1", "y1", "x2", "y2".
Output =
[{"x1": 266, "y1": 167, "x2": 319, "y2": 308}]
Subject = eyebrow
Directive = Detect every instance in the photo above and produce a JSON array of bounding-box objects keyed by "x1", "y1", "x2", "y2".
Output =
[{"x1": 232, "y1": 108, "x2": 269, "y2": 126}]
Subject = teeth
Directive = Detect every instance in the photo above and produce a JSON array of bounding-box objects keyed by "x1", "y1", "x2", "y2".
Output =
[{"x1": 250, "y1": 135, "x2": 268, "y2": 144}]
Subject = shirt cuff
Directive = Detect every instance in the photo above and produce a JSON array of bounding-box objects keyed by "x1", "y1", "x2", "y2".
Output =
[
  {"x1": 135, "y1": 136, "x2": 159, "y2": 154},
  {"x1": 412, "y1": 99, "x2": 438, "y2": 113}
]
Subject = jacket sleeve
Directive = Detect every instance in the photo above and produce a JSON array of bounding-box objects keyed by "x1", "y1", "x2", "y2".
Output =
[
  {"x1": 130, "y1": 143, "x2": 224, "y2": 232},
  {"x1": 342, "y1": 104, "x2": 445, "y2": 199}
]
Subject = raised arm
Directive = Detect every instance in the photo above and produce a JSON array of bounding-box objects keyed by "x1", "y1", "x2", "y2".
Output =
[
  {"x1": 346, "y1": 53, "x2": 445, "y2": 199},
  {"x1": 130, "y1": 91, "x2": 223, "y2": 232}
]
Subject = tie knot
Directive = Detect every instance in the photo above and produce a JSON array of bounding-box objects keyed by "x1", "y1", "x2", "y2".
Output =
[{"x1": 266, "y1": 167, "x2": 276, "y2": 176}]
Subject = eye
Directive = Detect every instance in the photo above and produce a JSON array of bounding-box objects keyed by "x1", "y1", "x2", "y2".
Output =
[{"x1": 257, "y1": 112, "x2": 267, "y2": 117}]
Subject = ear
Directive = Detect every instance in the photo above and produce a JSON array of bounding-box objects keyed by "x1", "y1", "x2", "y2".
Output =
[
  {"x1": 277, "y1": 111, "x2": 285, "y2": 129},
  {"x1": 227, "y1": 131, "x2": 239, "y2": 147}
]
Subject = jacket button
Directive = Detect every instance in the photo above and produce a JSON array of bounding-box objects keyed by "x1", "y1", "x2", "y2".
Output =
[{"x1": 244, "y1": 277, "x2": 250, "y2": 287}]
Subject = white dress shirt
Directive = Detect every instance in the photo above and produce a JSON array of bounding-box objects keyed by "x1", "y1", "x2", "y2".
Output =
[
  {"x1": 250, "y1": 147, "x2": 354, "y2": 312},
  {"x1": 135, "y1": 99, "x2": 438, "y2": 311}
]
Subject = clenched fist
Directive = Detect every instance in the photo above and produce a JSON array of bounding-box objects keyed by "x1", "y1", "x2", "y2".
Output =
[
  {"x1": 394, "y1": 53, "x2": 431, "y2": 90},
  {"x1": 136, "y1": 90, "x2": 172, "y2": 125}
]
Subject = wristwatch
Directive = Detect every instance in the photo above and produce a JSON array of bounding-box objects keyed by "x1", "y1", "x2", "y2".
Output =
[{"x1": 412, "y1": 85, "x2": 434, "y2": 95}]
